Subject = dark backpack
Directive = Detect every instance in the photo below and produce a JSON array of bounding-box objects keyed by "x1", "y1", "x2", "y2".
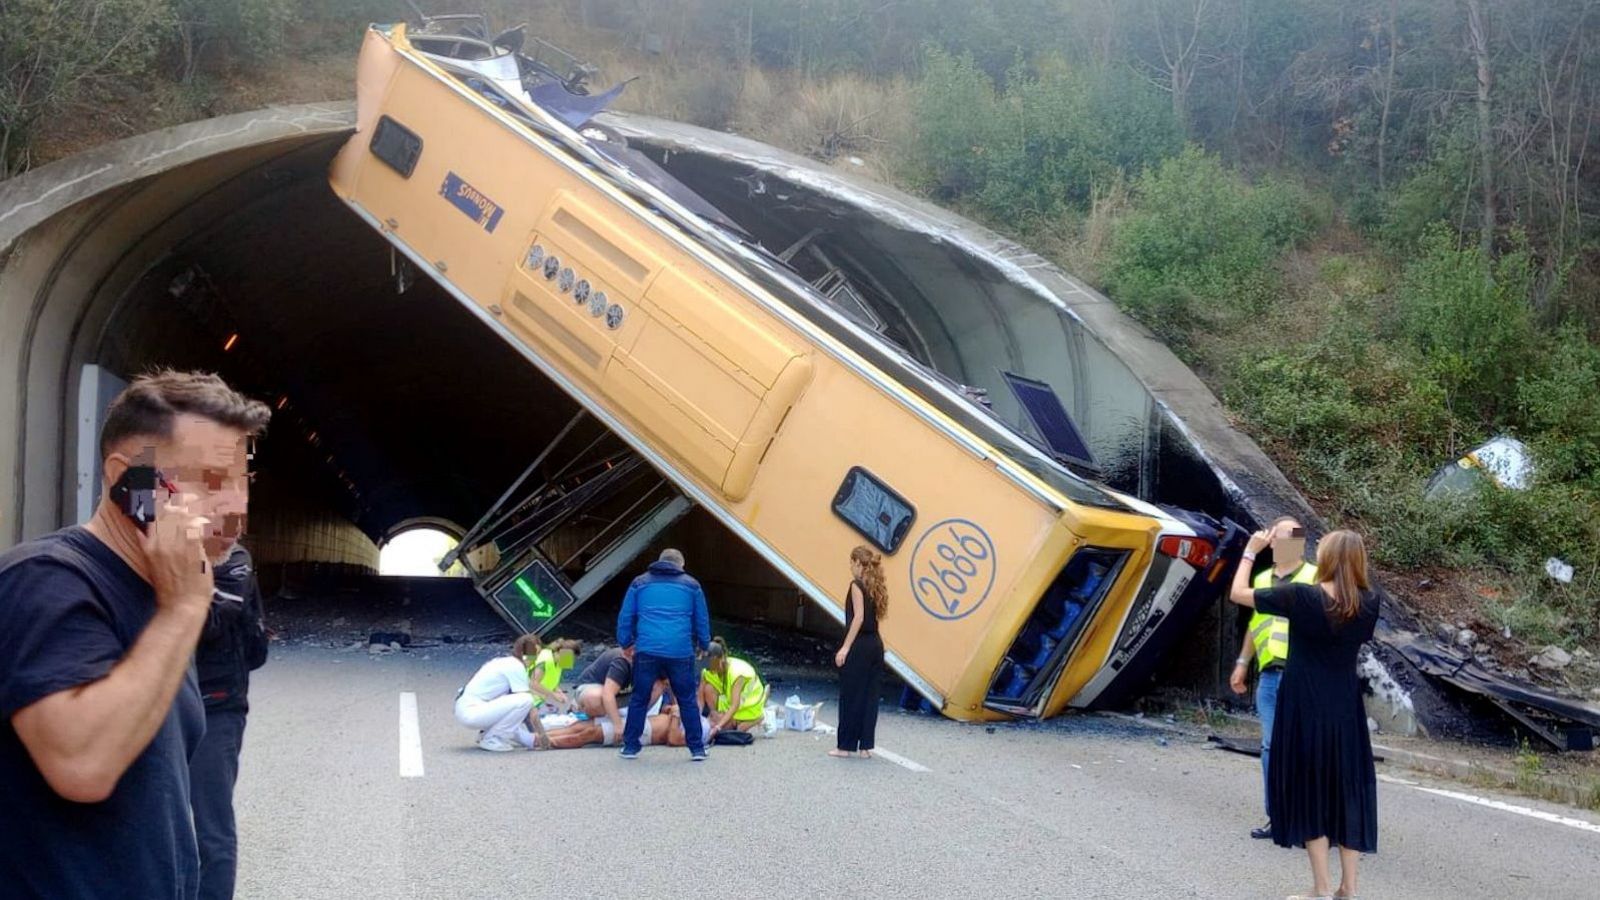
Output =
[{"x1": 712, "y1": 730, "x2": 754, "y2": 746}]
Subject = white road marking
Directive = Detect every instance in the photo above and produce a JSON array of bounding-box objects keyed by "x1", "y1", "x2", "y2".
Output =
[
  {"x1": 813, "y1": 720, "x2": 930, "y2": 772},
  {"x1": 1378, "y1": 774, "x2": 1600, "y2": 835},
  {"x1": 398, "y1": 692, "x2": 425, "y2": 778}
]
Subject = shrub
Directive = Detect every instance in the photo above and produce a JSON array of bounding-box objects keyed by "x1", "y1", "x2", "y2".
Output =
[
  {"x1": 1517, "y1": 326, "x2": 1600, "y2": 486},
  {"x1": 0, "y1": 0, "x2": 173, "y2": 175},
  {"x1": 1106, "y1": 147, "x2": 1315, "y2": 322},
  {"x1": 905, "y1": 50, "x2": 1179, "y2": 224},
  {"x1": 1392, "y1": 227, "x2": 1537, "y2": 423}
]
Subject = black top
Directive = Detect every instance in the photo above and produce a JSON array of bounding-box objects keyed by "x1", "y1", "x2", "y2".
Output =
[
  {"x1": 1255, "y1": 582, "x2": 1380, "y2": 852},
  {"x1": 845, "y1": 578, "x2": 879, "y2": 636},
  {"x1": 574, "y1": 647, "x2": 632, "y2": 688},
  {"x1": 0, "y1": 526, "x2": 206, "y2": 897},
  {"x1": 196, "y1": 543, "x2": 269, "y2": 713}
]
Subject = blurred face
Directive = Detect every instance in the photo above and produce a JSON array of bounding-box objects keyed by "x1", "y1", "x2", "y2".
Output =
[
  {"x1": 1271, "y1": 520, "x2": 1306, "y2": 563},
  {"x1": 108, "y1": 414, "x2": 251, "y2": 563}
]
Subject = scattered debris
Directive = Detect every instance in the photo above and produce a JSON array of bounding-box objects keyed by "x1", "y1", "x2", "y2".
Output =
[
  {"x1": 1455, "y1": 629, "x2": 1478, "y2": 650},
  {"x1": 1423, "y1": 435, "x2": 1533, "y2": 501},
  {"x1": 1546, "y1": 558, "x2": 1576, "y2": 584},
  {"x1": 1531, "y1": 646, "x2": 1573, "y2": 672},
  {"x1": 1393, "y1": 637, "x2": 1600, "y2": 750}
]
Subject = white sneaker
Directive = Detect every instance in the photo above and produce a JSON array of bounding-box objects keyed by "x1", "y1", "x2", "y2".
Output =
[{"x1": 478, "y1": 735, "x2": 516, "y2": 752}]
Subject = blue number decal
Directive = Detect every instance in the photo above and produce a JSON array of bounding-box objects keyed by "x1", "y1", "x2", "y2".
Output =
[{"x1": 909, "y1": 519, "x2": 997, "y2": 621}]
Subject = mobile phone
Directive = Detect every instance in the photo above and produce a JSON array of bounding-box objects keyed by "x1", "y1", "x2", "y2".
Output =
[
  {"x1": 109, "y1": 465, "x2": 176, "y2": 533},
  {"x1": 1289, "y1": 526, "x2": 1306, "y2": 538}
]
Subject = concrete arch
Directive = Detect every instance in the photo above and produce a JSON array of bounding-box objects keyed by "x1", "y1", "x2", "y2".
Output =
[{"x1": 381, "y1": 516, "x2": 468, "y2": 545}]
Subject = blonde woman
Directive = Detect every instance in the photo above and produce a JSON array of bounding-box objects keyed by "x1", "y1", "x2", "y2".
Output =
[
  {"x1": 1229, "y1": 530, "x2": 1379, "y2": 900},
  {"x1": 831, "y1": 546, "x2": 888, "y2": 759}
]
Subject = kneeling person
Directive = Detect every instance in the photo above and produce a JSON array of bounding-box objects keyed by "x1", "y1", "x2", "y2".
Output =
[{"x1": 700, "y1": 637, "x2": 768, "y2": 739}]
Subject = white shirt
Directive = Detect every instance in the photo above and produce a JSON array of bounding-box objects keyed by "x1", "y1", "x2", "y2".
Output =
[{"x1": 460, "y1": 656, "x2": 530, "y2": 703}]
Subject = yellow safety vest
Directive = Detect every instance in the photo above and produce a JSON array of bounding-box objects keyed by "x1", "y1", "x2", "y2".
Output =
[
  {"x1": 1248, "y1": 563, "x2": 1317, "y2": 670},
  {"x1": 528, "y1": 648, "x2": 565, "y2": 699},
  {"x1": 702, "y1": 657, "x2": 767, "y2": 721}
]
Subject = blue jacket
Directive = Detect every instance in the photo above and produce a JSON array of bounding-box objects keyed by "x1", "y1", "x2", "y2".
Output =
[{"x1": 617, "y1": 561, "x2": 711, "y2": 659}]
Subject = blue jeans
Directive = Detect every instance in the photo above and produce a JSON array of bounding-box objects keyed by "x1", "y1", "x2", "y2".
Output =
[
  {"x1": 1256, "y1": 666, "x2": 1283, "y2": 819},
  {"x1": 623, "y1": 652, "x2": 704, "y2": 755}
]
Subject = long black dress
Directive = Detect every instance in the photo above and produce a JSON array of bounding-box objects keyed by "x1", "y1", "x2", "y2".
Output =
[
  {"x1": 836, "y1": 578, "x2": 883, "y2": 752},
  {"x1": 1255, "y1": 583, "x2": 1380, "y2": 853}
]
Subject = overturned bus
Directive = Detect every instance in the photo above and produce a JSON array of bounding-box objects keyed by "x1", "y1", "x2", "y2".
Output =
[{"x1": 328, "y1": 14, "x2": 1245, "y2": 722}]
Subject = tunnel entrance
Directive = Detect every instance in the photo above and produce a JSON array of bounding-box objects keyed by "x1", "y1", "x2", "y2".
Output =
[{"x1": 378, "y1": 527, "x2": 467, "y2": 577}]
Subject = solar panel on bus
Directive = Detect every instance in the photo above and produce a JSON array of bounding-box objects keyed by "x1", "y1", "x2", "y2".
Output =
[{"x1": 1002, "y1": 371, "x2": 1095, "y2": 469}]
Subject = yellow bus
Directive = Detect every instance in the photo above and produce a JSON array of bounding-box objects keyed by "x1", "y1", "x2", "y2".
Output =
[{"x1": 328, "y1": 17, "x2": 1239, "y2": 721}]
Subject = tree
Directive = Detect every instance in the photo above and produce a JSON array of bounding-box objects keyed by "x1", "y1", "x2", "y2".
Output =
[
  {"x1": 0, "y1": 0, "x2": 171, "y2": 176},
  {"x1": 170, "y1": 0, "x2": 293, "y2": 82},
  {"x1": 1463, "y1": 0, "x2": 1496, "y2": 252}
]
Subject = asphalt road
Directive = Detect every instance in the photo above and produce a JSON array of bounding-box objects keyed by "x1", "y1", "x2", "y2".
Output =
[{"x1": 234, "y1": 644, "x2": 1600, "y2": 899}]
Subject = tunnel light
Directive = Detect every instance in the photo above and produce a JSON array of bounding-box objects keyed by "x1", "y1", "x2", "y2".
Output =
[
  {"x1": 307, "y1": 431, "x2": 318, "y2": 445},
  {"x1": 276, "y1": 395, "x2": 288, "y2": 410},
  {"x1": 222, "y1": 333, "x2": 239, "y2": 352}
]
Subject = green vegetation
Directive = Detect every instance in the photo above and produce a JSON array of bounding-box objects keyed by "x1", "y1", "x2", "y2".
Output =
[{"x1": 3, "y1": 0, "x2": 1599, "y2": 656}]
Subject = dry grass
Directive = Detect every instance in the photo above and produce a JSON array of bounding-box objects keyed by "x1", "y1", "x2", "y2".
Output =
[{"x1": 734, "y1": 69, "x2": 912, "y2": 170}]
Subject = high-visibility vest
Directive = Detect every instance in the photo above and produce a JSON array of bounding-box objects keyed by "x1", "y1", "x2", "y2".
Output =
[
  {"x1": 1248, "y1": 563, "x2": 1318, "y2": 670},
  {"x1": 528, "y1": 648, "x2": 565, "y2": 699},
  {"x1": 703, "y1": 656, "x2": 767, "y2": 721}
]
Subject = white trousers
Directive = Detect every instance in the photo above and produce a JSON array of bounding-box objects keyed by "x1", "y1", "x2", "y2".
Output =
[{"x1": 455, "y1": 693, "x2": 534, "y2": 743}]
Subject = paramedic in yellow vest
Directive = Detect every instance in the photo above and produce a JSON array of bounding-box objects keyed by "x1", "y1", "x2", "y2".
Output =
[
  {"x1": 700, "y1": 637, "x2": 767, "y2": 739},
  {"x1": 1230, "y1": 516, "x2": 1317, "y2": 841},
  {"x1": 527, "y1": 637, "x2": 580, "y2": 715}
]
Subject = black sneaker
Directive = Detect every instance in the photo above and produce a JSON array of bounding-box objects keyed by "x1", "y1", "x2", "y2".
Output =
[
  {"x1": 690, "y1": 749, "x2": 708, "y2": 762},
  {"x1": 1250, "y1": 822, "x2": 1273, "y2": 840}
]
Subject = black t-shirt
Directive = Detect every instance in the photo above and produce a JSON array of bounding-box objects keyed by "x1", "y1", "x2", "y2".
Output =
[
  {"x1": 0, "y1": 526, "x2": 205, "y2": 898},
  {"x1": 574, "y1": 647, "x2": 632, "y2": 689}
]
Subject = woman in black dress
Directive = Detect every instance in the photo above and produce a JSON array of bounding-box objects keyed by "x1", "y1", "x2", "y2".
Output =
[
  {"x1": 831, "y1": 545, "x2": 888, "y2": 759},
  {"x1": 1229, "y1": 529, "x2": 1379, "y2": 900}
]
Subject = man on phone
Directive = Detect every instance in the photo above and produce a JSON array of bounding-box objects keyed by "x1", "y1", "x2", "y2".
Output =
[
  {"x1": 1230, "y1": 516, "x2": 1317, "y2": 840},
  {"x1": 191, "y1": 540, "x2": 270, "y2": 900},
  {"x1": 0, "y1": 370, "x2": 269, "y2": 897}
]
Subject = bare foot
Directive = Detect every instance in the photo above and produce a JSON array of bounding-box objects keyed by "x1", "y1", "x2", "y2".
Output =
[
  {"x1": 827, "y1": 749, "x2": 853, "y2": 758},
  {"x1": 856, "y1": 749, "x2": 872, "y2": 759}
]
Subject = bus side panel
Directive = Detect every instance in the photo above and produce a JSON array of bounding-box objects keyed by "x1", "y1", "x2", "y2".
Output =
[{"x1": 731, "y1": 359, "x2": 1069, "y2": 701}]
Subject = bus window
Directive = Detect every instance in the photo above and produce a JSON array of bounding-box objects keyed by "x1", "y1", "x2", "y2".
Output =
[
  {"x1": 987, "y1": 547, "x2": 1127, "y2": 712},
  {"x1": 830, "y1": 466, "x2": 916, "y2": 554}
]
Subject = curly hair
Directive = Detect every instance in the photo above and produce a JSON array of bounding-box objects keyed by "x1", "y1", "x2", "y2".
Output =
[{"x1": 850, "y1": 545, "x2": 888, "y2": 620}]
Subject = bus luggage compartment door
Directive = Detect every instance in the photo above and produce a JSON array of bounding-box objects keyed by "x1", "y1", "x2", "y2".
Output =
[{"x1": 604, "y1": 264, "x2": 812, "y2": 501}]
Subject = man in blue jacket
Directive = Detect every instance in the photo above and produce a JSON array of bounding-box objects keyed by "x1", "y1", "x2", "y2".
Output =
[{"x1": 617, "y1": 548, "x2": 710, "y2": 760}]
